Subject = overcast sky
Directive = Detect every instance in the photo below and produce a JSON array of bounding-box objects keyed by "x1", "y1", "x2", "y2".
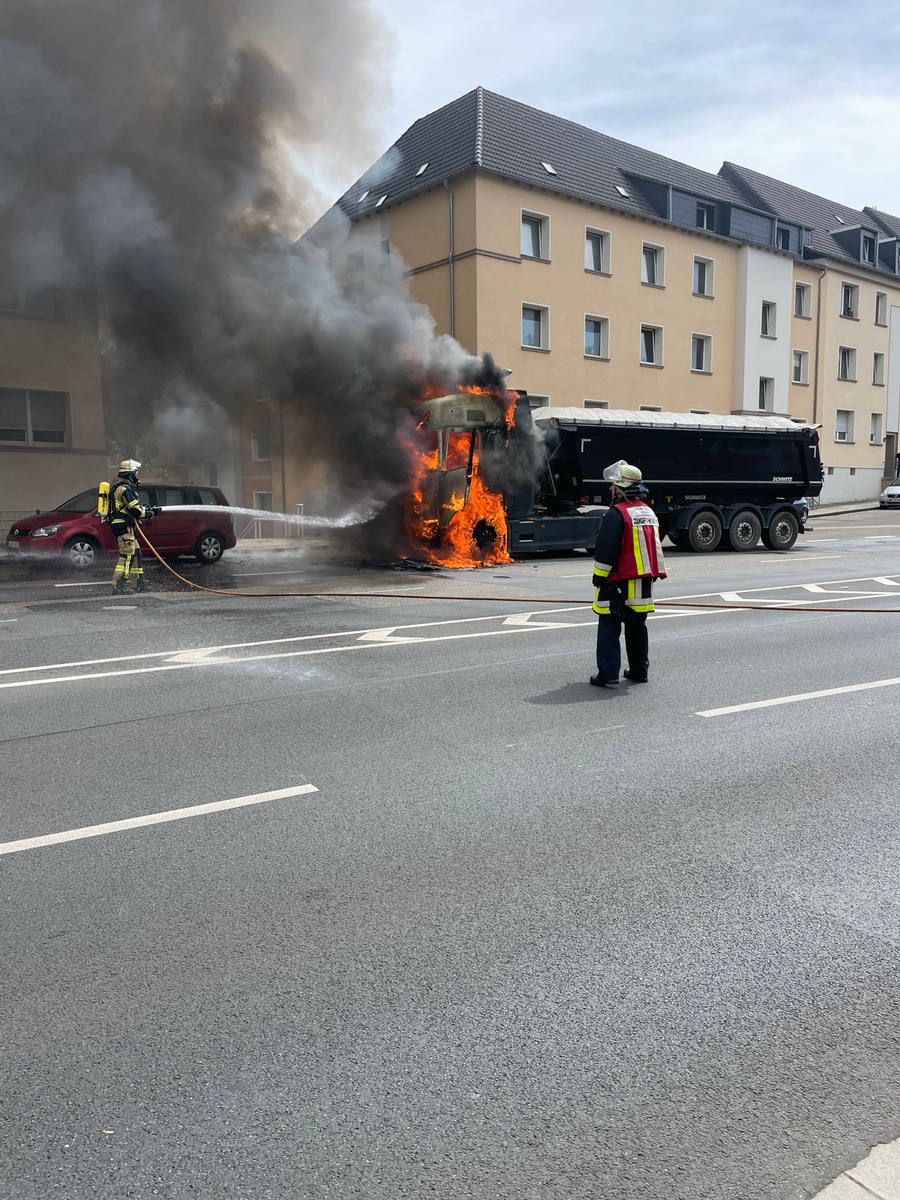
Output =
[{"x1": 344, "y1": 0, "x2": 900, "y2": 216}]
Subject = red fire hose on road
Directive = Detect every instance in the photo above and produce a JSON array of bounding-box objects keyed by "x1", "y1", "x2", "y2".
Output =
[{"x1": 136, "y1": 525, "x2": 900, "y2": 614}]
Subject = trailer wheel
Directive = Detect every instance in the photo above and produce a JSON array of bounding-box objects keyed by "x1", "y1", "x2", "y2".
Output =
[
  {"x1": 687, "y1": 510, "x2": 722, "y2": 552},
  {"x1": 761, "y1": 509, "x2": 799, "y2": 551},
  {"x1": 728, "y1": 510, "x2": 761, "y2": 551}
]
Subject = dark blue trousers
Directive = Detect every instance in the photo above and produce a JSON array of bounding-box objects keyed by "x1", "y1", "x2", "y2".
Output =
[{"x1": 595, "y1": 611, "x2": 649, "y2": 681}]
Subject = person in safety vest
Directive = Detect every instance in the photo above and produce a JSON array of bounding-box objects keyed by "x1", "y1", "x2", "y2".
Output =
[
  {"x1": 108, "y1": 460, "x2": 160, "y2": 594},
  {"x1": 589, "y1": 459, "x2": 666, "y2": 687}
]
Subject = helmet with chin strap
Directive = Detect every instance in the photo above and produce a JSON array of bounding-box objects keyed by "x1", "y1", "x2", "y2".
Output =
[{"x1": 117, "y1": 459, "x2": 141, "y2": 487}]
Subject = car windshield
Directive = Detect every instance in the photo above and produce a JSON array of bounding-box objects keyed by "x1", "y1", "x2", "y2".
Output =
[{"x1": 54, "y1": 488, "x2": 98, "y2": 512}]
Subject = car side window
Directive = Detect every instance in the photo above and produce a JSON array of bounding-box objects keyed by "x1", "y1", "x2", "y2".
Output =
[
  {"x1": 138, "y1": 489, "x2": 151, "y2": 507},
  {"x1": 197, "y1": 489, "x2": 220, "y2": 505},
  {"x1": 156, "y1": 488, "x2": 185, "y2": 507},
  {"x1": 54, "y1": 488, "x2": 98, "y2": 512}
]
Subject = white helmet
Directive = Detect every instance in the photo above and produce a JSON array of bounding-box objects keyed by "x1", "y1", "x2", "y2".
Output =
[{"x1": 602, "y1": 459, "x2": 642, "y2": 486}]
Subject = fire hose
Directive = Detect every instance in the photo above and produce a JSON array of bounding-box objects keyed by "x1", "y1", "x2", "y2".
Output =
[{"x1": 136, "y1": 525, "x2": 900, "y2": 614}]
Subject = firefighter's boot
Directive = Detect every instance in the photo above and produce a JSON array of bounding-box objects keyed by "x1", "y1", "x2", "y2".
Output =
[
  {"x1": 134, "y1": 578, "x2": 149, "y2": 593},
  {"x1": 112, "y1": 579, "x2": 130, "y2": 595}
]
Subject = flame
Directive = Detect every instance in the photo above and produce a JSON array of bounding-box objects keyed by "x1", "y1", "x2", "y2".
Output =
[{"x1": 405, "y1": 427, "x2": 512, "y2": 568}]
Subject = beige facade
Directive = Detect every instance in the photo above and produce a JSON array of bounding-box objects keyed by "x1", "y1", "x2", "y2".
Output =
[
  {"x1": 370, "y1": 169, "x2": 900, "y2": 502},
  {"x1": 0, "y1": 284, "x2": 106, "y2": 519}
]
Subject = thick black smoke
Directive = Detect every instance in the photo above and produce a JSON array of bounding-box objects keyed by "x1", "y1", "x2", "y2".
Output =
[{"x1": 0, "y1": 0, "x2": 486, "y2": 534}]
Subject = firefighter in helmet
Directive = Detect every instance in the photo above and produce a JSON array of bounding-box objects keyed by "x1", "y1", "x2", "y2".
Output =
[
  {"x1": 589, "y1": 460, "x2": 667, "y2": 687},
  {"x1": 109, "y1": 460, "x2": 159, "y2": 594}
]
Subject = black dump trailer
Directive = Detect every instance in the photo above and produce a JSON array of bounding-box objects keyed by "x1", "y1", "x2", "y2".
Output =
[{"x1": 508, "y1": 405, "x2": 823, "y2": 553}]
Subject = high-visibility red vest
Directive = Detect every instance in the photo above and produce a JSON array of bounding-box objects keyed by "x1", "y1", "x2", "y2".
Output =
[{"x1": 607, "y1": 500, "x2": 667, "y2": 582}]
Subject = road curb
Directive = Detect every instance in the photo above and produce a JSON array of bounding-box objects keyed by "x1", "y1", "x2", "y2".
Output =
[
  {"x1": 808, "y1": 506, "x2": 879, "y2": 519},
  {"x1": 812, "y1": 1137, "x2": 900, "y2": 1199}
]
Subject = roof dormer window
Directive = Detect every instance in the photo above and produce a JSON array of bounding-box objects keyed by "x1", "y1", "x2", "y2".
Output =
[{"x1": 862, "y1": 232, "x2": 876, "y2": 264}]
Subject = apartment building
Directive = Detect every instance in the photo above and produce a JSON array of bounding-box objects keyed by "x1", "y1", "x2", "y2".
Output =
[
  {"x1": 319, "y1": 87, "x2": 900, "y2": 503},
  {"x1": 0, "y1": 249, "x2": 107, "y2": 521}
]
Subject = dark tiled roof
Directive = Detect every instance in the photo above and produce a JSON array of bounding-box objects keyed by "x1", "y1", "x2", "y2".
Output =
[
  {"x1": 332, "y1": 86, "x2": 752, "y2": 225},
  {"x1": 865, "y1": 206, "x2": 900, "y2": 240}
]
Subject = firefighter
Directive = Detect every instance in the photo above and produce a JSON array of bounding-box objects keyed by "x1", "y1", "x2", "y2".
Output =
[
  {"x1": 108, "y1": 460, "x2": 159, "y2": 594},
  {"x1": 590, "y1": 460, "x2": 667, "y2": 687}
]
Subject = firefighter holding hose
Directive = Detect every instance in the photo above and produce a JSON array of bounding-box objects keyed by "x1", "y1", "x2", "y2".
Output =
[
  {"x1": 590, "y1": 460, "x2": 666, "y2": 687},
  {"x1": 108, "y1": 460, "x2": 159, "y2": 594}
]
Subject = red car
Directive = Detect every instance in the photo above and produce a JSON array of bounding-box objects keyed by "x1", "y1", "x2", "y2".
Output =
[{"x1": 6, "y1": 483, "x2": 236, "y2": 569}]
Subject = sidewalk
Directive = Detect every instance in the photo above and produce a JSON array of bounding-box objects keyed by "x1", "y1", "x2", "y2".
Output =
[{"x1": 807, "y1": 499, "x2": 880, "y2": 518}]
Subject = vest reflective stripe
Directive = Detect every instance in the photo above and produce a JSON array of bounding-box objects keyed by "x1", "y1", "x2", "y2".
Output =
[{"x1": 592, "y1": 576, "x2": 656, "y2": 616}]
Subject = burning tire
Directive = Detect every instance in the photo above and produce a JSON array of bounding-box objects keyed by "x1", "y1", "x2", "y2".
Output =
[{"x1": 472, "y1": 519, "x2": 498, "y2": 551}]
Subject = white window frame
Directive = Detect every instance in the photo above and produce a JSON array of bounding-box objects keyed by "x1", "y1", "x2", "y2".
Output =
[
  {"x1": 584, "y1": 227, "x2": 611, "y2": 274},
  {"x1": 792, "y1": 349, "x2": 809, "y2": 385},
  {"x1": 692, "y1": 256, "x2": 714, "y2": 297},
  {"x1": 527, "y1": 394, "x2": 550, "y2": 408},
  {"x1": 760, "y1": 301, "x2": 776, "y2": 337},
  {"x1": 521, "y1": 210, "x2": 550, "y2": 260},
  {"x1": 875, "y1": 291, "x2": 888, "y2": 326},
  {"x1": 639, "y1": 324, "x2": 663, "y2": 366},
  {"x1": 584, "y1": 314, "x2": 610, "y2": 359},
  {"x1": 251, "y1": 432, "x2": 272, "y2": 461},
  {"x1": 873, "y1": 352, "x2": 885, "y2": 386},
  {"x1": 758, "y1": 377, "x2": 774, "y2": 411},
  {"x1": 583, "y1": 399, "x2": 610, "y2": 409},
  {"x1": 794, "y1": 282, "x2": 812, "y2": 318},
  {"x1": 0, "y1": 386, "x2": 70, "y2": 446},
  {"x1": 696, "y1": 203, "x2": 715, "y2": 231},
  {"x1": 521, "y1": 303, "x2": 549, "y2": 350},
  {"x1": 252, "y1": 491, "x2": 274, "y2": 512},
  {"x1": 870, "y1": 412, "x2": 884, "y2": 445},
  {"x1": 835, "y1": 409, "x2": 854, "y2": 442},
  {"x1": 838, "y1": 346, "x2": 857, "y2": 382},
  {"x1": 641, "y1": 242, "x2": 665, "y2": 287},
  {"x1": 840, "y1": 282, "x2": 859, "y2": 319},
  {"x1": 862, "y1": 233, "x2": 877, "y2": 265},
  {"x1": 690, "y1": 333, "x2": 712, "y2": 373}
]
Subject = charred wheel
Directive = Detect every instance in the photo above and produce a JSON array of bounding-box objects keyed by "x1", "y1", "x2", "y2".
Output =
[
  {"x1": 727, "y1": 509, "x2": 762, "y2": 552},
  {"x1": 761, "y1": 509, "x2": 799, "y2": 551},
  {"x1": 472, "y1": 519, "x2": 498, "y2": 551},
  {"x1": 686, "y1": 509, "x2": 722, "y2": 553}
]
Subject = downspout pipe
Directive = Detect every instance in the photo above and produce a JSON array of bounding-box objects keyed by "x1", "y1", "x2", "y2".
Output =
[
  {"x1": 812, "y1": 267, "x2": 827, "y2": 425},
  {"x1": 444, "y1": 180, "x2": 455, "y2": 338}
]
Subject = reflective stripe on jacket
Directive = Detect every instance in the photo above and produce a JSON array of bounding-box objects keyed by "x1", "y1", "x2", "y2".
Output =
[
  {"x1": 109, "y1": 482, "x2": 150, "y2": 529},
  {"x1": 592, "y1": 499, "x2": 667, "y2": 616}
]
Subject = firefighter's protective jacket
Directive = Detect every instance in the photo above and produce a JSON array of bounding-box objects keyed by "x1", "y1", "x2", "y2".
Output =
[
  {"x1": 592, "y1": 492, "x2": 667, "y2": 616},
  {"x1": 109, "y1": 481, "x2": 152, "y2": 531}
]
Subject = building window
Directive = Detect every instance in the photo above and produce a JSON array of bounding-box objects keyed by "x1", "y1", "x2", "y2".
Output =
[
  {"x1": 696, "y1": 203, "x2": 715, "y2": 230},
  {"x1": 795, "y1": 282, "x2": 812, "y2": 318},
  {"x1": 775, "y1": 226, "x2": 791, "y2": 251},
  {"x1": 838, "y1": 346, "x2": 857, "y2": 381},
  {"x1": 792, "y1": 350, "x2": 809, "y2": 385},
  {"x1": 640, "y1": 324, "x2": 663, "y2": 366},
  {"x1": 584, "y1": 399, "x2": 609, "y2": 408},
  {"x1": 693, "y1": 257, "x2": 714, "y2": 296},
  {"x1": 253, "y1": 491, "x2": 273, "y2": 513},
  {"x1": 528, "y1": 395, "x2": 550, "y2": 408},
  {"x1": 862, "y1": 233, "x2": 876, "y2": 264},
  {"x1": 873, "y1": 352, "x2": 885, "y2": 386},
  {"x1": 641, "y1": 243, "x2": 664, "y2": 286},
  {"x1": 0, "y1": 250, "x2": 61, "y2": 319},
  {"x1": 522, "y1": 304, "x2": 548, "y2": 349},
  {"x1": 690, "y1": 409, "x2": 710, "y2": 414},
  {"x1": 876, "y1": 292, "x2": 888, "y2": 326},
  {"x1": 584, "y1": 315, "x2": 609, "y2": 358},
  {"x1": 758, "y1": 377, "x2": 773, "y2": 411},
  {"x1": 251, "y1": 432, "x2": 272, "y2": 461},
  {"x1": 760, "y1": 301, "x2": 776, "y2": 337},
  {"x1": 204, "y1": 461, "x2": 218, "y2": 487},
  {"x1": 841, "y1": 282, "x2": 859, "y2": 318},
  {"x1": 835, "y1": 409, "x2": 854, "y2": 442},
  {"x1": 585, "y1": 228, "x2": 610, "y2": 273},
  {"x1": 640, "y1": 405, "x2": 662, "y2": 412},
  {"x1": 871, "y1": 412, "x2": 884, "y2": 445},
  {"x1": 691, "y1": 334, "x2": 712, "y2": 373},
  {"x1": 0, "y1": 387, "x2": 68, "y2": 445},
  {"x1": 521, "y1": 212, "x2": 548, "y2": 259}
]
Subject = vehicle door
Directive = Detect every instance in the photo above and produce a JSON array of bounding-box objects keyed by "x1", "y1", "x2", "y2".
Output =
[
  {"x1": 193, "y1": 487, "x2": 234, "y2": 541},
  {"x1": 145, "y1": 486, "x2": 189, "y2": 552}
]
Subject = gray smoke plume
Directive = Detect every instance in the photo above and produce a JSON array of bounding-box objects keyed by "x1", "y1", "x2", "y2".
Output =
[{"x1": 0, "y1": 0, "x2": 490, "y2": 550}]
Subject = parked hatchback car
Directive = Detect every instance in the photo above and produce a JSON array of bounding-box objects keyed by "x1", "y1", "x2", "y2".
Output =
[
  {"x1": 880, "y1": 477, "x2": 900, "y2": 508},
  {"x1": 6, "y1": 484, "x2": 236, "y2": 569}
]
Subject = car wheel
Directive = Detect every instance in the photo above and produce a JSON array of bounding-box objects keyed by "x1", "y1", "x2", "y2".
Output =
[
  {"x1": 761, "y1": 509, "x2": 799, "y2": 551},
  {"x1": 727, "y1": 509, "x2": 762, "y2": 551},
  {"x1": 64, "y1": 536, "x2": 101, "y2": 570},
  {"x1": 687, "y1": 509, "x2": 722, "y2": 552},
  {"x1": 195, "y1": 532, "x2": 225, "y2": 564}
]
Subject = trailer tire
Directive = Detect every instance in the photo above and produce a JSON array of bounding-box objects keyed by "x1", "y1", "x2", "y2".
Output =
[
  {"x1": 728, "y1": 510, "x2": 761, "y2": 551},
  {"x1": 762, "y1": 509, "x2": 799, "y2": 551},
  {"x1": 687, "y1": 510, "x2": 722, "y2": 552}
]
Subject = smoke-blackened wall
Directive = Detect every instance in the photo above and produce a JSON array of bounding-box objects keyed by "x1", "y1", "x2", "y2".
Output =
[{"x1": 0, "y1": 0, "x2": 485, "y2": 524}]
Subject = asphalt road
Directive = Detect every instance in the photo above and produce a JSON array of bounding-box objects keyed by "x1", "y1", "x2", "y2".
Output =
[{"x1": 4, "y1": 508, "x2": 900, "y2": 1200}]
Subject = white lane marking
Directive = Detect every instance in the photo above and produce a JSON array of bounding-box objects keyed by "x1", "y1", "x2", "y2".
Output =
[
  {"x1": 697, "y1": 677, "x2": 900, "y2": 718},
  {"x1": 756, "y1": 554, "x2": 841, "y2": 562},
  {"x1": 54, "y1": 581, "x2": 107, "y2": 588},
  {"x1": 0, "y1": 784, "x2": 319, "y2": 856},
  {"x1": 503, "y1": 612, "x2": 586, "y2": 628},
  {"x1": 0, "y1": 619, "x2": 16, "y2": 623},
  {"x1": 357, "y1": 627, "x2": 426, "y2": 643},
  {"x1": 0, "y1": 607, "x2": 591, "y2": 678}
]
